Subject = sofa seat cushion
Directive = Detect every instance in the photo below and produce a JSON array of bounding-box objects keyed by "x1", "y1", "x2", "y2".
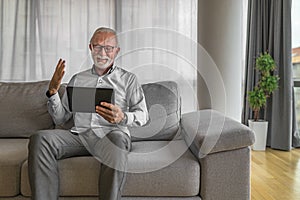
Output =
[
  {"x1": 123, "y1": 140, "x2": 200, "y2": 196},
  {"x1": 0, "y1": 139, "x2": 29, "y2": 197},
  {"x1": 21, "y1": 140, "x2": 200, "y2": 197},
  {"x1": 21, "y1": 157, "x2": 101, "y2": 196}
]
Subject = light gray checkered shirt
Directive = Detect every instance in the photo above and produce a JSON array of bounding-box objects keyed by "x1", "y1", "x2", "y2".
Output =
[{"x1": 47, "y1": 65, "x2": 149, "y2": 138}]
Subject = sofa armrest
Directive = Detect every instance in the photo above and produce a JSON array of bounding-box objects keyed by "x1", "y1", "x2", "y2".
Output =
[{"x1": 181, "y1": 109, "x2": 255, "y2": 159}]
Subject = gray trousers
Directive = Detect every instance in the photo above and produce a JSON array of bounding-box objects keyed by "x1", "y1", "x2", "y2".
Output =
[{"x1": 28, "y1": 129, "x2": 131, "y2": 200}]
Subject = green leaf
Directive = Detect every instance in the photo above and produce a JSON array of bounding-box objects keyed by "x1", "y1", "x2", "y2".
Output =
[
  {"x1": 256, "y1": 52, "x2": 276, "y2": 74},
  {"x1": 247, "y1": 51, "x2": 279, "y2": 120},
  {"x1": 259, "y1": 74, "x2": 279, "y2": 94},
  {"x1": 248, "y1": 87, "x2": 266, "y2": 111}
]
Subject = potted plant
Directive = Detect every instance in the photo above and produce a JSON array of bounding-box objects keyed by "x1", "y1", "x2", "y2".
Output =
[{"x1": 248, "y1": 52, "x2": 279, "y2": 151}]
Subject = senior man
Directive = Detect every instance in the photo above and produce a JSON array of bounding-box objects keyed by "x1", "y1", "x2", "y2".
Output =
[{"x1": 28, "y1": 27, "x2": 148, "y2": 200}]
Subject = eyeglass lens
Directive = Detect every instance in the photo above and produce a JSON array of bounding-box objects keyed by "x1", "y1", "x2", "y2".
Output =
[{"x1": 93, "y1": 45, "x2": 115, "y2": 53}]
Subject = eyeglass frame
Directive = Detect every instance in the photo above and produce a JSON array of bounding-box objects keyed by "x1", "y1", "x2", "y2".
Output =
[{"x1": 91, "y1": 44, "x2": 119, "y2": 53}]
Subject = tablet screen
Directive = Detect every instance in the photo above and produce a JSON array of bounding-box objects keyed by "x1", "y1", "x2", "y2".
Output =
[{"x1": 66, "y1": 86, "x2": 114, "y2": 113}]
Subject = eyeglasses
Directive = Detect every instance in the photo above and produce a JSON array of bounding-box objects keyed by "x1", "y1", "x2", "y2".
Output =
[{"x1": 92, "y1": 45, "x2": 118, "y2": 53}]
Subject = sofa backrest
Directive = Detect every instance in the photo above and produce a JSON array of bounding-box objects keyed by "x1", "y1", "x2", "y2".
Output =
[
  {"x1": 0, "y1": 81, "x2": 54, "y2": 138},
  {"x1": 130, "y1": 81, "x2": 181, "y2": 141},
  {"x1": 0, "y1": 80, "x2": 181, "y2": 140}
]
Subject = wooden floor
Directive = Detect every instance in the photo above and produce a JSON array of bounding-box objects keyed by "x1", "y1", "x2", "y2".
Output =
[{"x1": 251, "y1": 148, "x2": 300, "y2": 200}]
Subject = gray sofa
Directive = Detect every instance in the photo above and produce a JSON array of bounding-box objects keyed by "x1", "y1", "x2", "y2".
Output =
[{"x1": 0, "y1": 80, "x2": 255, "y2": 200}]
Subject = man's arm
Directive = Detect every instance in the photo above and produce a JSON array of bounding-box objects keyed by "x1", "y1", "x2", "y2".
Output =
[
  {"x1": 96, "y1": 75, "x2": 148, "y2": 126},
  {"x1": 47, "y1": 91, "x2": 72, "y2": 125},
  {"x1": 47, "y1": 59, "x2": 72, "y2": 125},
  {"x1": 123, "y1": 75, "x2": 148, "y2": 127}
]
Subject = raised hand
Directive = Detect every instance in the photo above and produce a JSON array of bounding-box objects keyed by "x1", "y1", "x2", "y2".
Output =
[
  {"x1": 95, "y1": 102, "x2": 125, "y2": 124},
  {"x1": 48, "y1": 59, "x2": 66, "y2": 96}
]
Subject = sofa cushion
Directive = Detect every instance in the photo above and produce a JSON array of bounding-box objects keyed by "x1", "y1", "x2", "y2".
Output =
[
  {"x1": 21, "y1": 157, "x2": 101, "y2": 197},
  {"x1": 181, "y1": 109, "x2": 255, "y2": 157},
  {"x1": 123, "y1": 140, "x2": 200, "y2": 196},
  {"x1": 0, "y1": 139, "x2": 29, "y2": 196},
  {"x1": 130, "y1": 81, "x2": 181, "y2": 141},
  {"x1": 0, "y1": 81, "x2": 54, "y2": 138},
  {"x1": 21, "y1": 140, "x2": 200, "y2": 197}
]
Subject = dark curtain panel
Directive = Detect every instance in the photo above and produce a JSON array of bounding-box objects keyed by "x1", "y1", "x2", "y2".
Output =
[{"x1": 242, "y1": 0, "x2": 300, "y2": 150}]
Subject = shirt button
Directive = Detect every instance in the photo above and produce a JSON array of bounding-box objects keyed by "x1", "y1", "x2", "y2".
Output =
[{"x1": 98, "y1": 79, "x2": 103, "y2": 84}]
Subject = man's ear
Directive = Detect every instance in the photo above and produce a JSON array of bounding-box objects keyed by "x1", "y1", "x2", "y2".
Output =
[{"x1": 115, "y1": 47, "x2": 120, "y2": 55}]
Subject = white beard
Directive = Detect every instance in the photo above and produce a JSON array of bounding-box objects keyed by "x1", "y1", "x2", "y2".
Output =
[{"x1": 92, "y1": 55, "x2": 113, "y2": 70}]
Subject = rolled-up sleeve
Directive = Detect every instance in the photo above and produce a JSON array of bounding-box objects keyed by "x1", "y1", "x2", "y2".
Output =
[
  {"x1": 124, "y1": 76, "x2": 148, "y2": 127},
  {"x1": 47, "y1": 90, "x2": 72, "y2": 125}
]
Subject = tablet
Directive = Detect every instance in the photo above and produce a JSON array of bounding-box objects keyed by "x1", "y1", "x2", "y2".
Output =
[{"x1": 66, "y1": 86, "x2": 114, "y2": 113}]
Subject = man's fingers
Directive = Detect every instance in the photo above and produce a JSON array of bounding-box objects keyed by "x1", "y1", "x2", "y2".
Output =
[
  {"x1": 96, "y1": 105, "x2": 114, "y2": 116},
  {"x1": 49, "y1": 59, "x2": 66, "y2": 93},
  {"x1": 56, "y1": 58, "x2": 65, "y2": 67},
  {"x1": 57, "y1": 60, "x2": 66, "y2": 74},
  {"x1": 54, "y1": 59, "x2": 66, "y2": 80},
  {"x1": 55, "y1": 59, "x2": 66, "y2": 74},
  {"x1": 100, "y1": 102, "x2": 117, "y2": 111},
  {"x1": 97, "y1": 110, "x2": 115, "y2": 123},
  {"x1": 96, "y1": 104, "x2": 124, "y2": 124},
  {"x1": 57, "y1": 70, "x2": 65, "y2": 82},
  {"x1": 55, "y1": 58, "x2": 63, "y2": 70}
]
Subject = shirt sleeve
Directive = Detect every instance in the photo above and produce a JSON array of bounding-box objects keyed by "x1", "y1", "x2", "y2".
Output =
[
  {"x1": 123, "y1": 75, "x2": 149, "y2": 127},
  {"x1": 47, "y1": 89, "x2": 72, "y2": 125}
]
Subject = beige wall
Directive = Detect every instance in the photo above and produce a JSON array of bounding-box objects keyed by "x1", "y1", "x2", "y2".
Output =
[{"x1": 197, "y1": 0, "x2": 244, "y2": 121}]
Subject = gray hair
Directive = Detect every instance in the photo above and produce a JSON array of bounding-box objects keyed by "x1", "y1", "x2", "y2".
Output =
[{"x1": 90, "y1": 27, "x2": 118, "y2": 46}]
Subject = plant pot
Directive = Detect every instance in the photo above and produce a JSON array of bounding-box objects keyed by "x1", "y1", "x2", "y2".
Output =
[{"x1": 248, "y1": 120, "x2": 268, "y2": 151}]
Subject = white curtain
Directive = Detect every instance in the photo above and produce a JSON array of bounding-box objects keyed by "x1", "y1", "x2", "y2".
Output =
[
  {"x1": 115, "y1": 0, "x2": 198, "y2": 112},
  {"x1": 0, "y1": 0, "x2": 115, "y2": 82},
  {"x1": 0, "y1": 0, "x2": 197, "y2": 113}
]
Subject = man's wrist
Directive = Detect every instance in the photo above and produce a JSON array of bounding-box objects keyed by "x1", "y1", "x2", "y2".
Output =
[
  {"x1": 119, "y1": 112, "x2": 128, "y2": 125},
  {"x1": 46, "y1": 89, "x2": 57, "y2": 98}
]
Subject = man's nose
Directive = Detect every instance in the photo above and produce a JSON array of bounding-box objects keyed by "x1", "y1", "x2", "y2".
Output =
[{"x1": 99, "y1": 47, "x2": 107, "y2": 56}]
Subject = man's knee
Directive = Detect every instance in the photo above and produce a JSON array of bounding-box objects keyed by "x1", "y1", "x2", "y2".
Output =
[
  {"x1": 106, "y1": 131, "x2": 131, "y2": 151},
  {"x1": 28, "y1": 130, "x2": 59, "y2": 156},
  {"x1": 95, "y1": 131, "x2": 130, "y2": 170},
  {"x1": 29, "y1": 131, "x2": 49, "y2": 149}
]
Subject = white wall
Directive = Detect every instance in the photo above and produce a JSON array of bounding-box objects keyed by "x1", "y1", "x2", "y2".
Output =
[{"x1": 197, "y1": 0, "x2": 244, "y2": 121}]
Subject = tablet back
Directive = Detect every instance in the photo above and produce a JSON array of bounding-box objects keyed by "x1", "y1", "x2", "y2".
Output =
[{"x1": 66, "y1": 86, "x2": 113, "y2": 113}]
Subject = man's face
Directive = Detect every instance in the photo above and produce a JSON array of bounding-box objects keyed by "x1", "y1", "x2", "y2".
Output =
[{"x1": 90, "y1": 32, "x2": 120, "y2": 70}]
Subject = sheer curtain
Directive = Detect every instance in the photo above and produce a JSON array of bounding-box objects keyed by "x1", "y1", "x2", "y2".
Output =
[
  {"x1": 0, "y1": 0, "x2": 115, "y2": 82},
  {"x1": 116, "y1": 0, "x2": 198, "y2": 113},
  {"x1": 0, "y1": 0, "x2": 197, "y2": 113}
]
